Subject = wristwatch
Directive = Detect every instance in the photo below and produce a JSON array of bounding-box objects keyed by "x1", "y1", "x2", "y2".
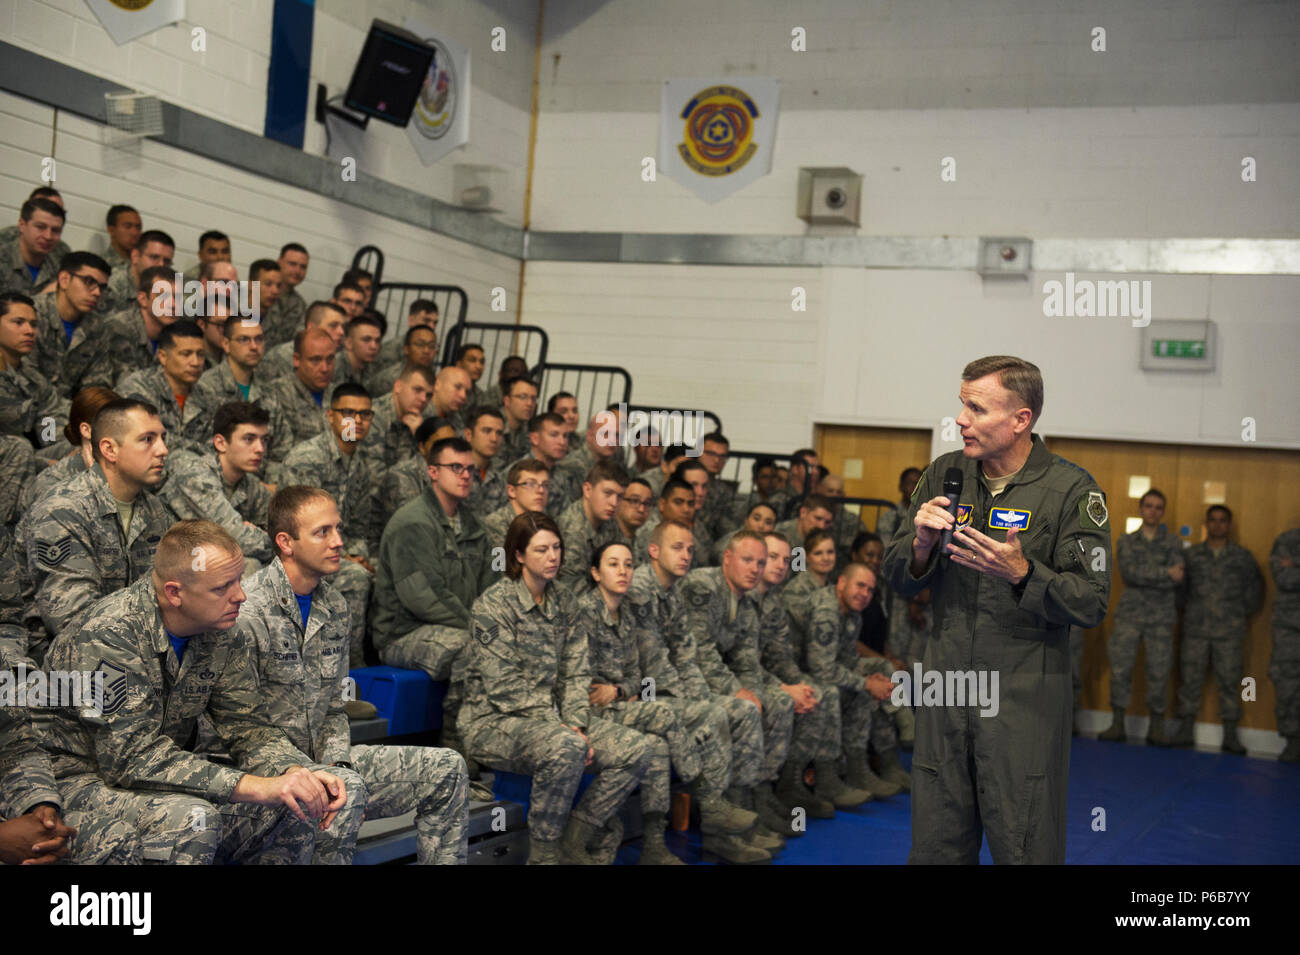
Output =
[
  {"x1": 332, "y1": 761, "x2": 354, "y2": 770},
  {"x1": 1016, "y1": 559, "x2": 1035, "y2": 588}
]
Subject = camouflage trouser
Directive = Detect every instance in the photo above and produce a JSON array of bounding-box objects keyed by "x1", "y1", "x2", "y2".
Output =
[
  {"x1": 315, "y1": 745, "x2": 469, "y2": 865},
  {"x1": 792, "y1": 680, "x2": 842, "y2": 764},
  {"x1": 856, "y1": 657, "x2": 901, "y2": 754},
  {"x1": 54, "y1": 811, "x2": 141, "y2": 864},
  {"x1": 839, "y1": 686, "x2": 875, "y2": 753},
  {"x1": 379, "y1": 624, "x2": 471, "y2": 735},
  {"x1": 1269, "y1": 629, "x2": 1300, "y2": 736},
  {"x1": 464, "y1": 715, "x2": 650, "y2": 842},
  {"x1": 1070, "y1": 626, "x2": 1085, "y2": 711},
  {"x1": 715, "y1": 694, "x2": 766, "y2": 787},
  {"x1": 335, "y1": 559, "x2": 373, "y2": 668},
  {"x1": 1178, "y1": 630, "x2": 1246, "y2": 722},
  {"x1": 662, "y1": 695, "x2": 733, "y2": 796},
  {"x1": 595, "y1": 700, "x2": 699, "y2": 815},
  {"x1": 1107, "y1": 613, "x2": 1175, "y2": 712},
  {"x1": 59, "y1": 769, "x2": 363, "y2": 864},
  {"x1": 750, "y1": 685, "x2": 794, "y2": 780}
]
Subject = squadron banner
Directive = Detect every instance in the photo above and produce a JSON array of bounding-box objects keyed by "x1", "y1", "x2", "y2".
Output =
[
  {"x1": 86, "y1": 0, "x2": 185, "y2": 45},
  {"x1": 658, "y1": 77, "x2": 780, "y2": 202},
  {"x1": 404, "y1": 19, "x2": 471, "y2": 166}
]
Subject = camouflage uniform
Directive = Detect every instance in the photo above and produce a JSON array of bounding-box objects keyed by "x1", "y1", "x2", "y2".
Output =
[
  {"x1": 1269, "y1": 530, "x2": 1300, "y2": 742},
  {"x1": 257, "y1": 341, "x2": 295, "y2": 383},
  {"x1": 282, "y1": 433, "x2": 378, "y2": 665},
  {"x1": 634, "y1": 512, "x2": 713, "y2": 570},
  {"x1": 371, "y1": 486, "x2": 495, "y2": 733},
  {"x1": 496, "y1": 423, "x2": 531, "y2": 474},
  {"x1": 462, "y1": 576, "x2": 650, "y2": 842},
  {"x1": 757, "y1": 581, "x2": 843, "y2": 764},
  {"x1": 26, "y1": 463, "x2": 173, "y2": 643},
  {"x1": 375, "y1": 453, "x2": 428, "y2": 533},
  {"x1": 264, "y1": 372, "x2": 332, "y2": 453},
  {"x1": 0, "y1": 440, "x2": 37, "y2": 663},
  {"x1": 334, "y1": 350, "x2": 381, "y2": 393},
  {"x1": 572, "y1": 586, "x2": 701, "y2": 816},
  {"x1": 239, "y1": 558, "x2": 469, "y2": 863},
  {"x1": 700, "y1": 477, "x2": 737, "y2": 542},
  {"x1": 1110, "y1": 527, "x2": 1184, "y2": 713},
  {"x1": 628, "y1": 563, "x2": 762, "y2": 791},
  {"x1": 464, "y1": 461, "x2": 509, "y2": 519},
  {"x1": 43, "y1": 576, "x2": 364, "y2": 864},
  {"x1": 162, "y1": 450, "x2": 272, "y2": 565},
  {"x1": 876, "y1": 502, "x2": 909, "y2": 548},
  {"x1": 92, "y1": 263, "x2": 137, "y2": 318},
  {"x1": 480, "y1": 502, "x2": 519, "y2": 547},
  {"x1": 0, "y1": 357, "x2": 68, "y2": 450},
  {"x1": 32, "y1": 291, "x2": 102, "y2": 398},
  {"x1": 556, "y1": 498, "x2": 622, "y2": 597},
  {"x1": 260, "y1": 289, "x2": 306, "y2": 349},
  {"x1": 182, "y1": 361, "x2": 288, "y2": 469},
  {"x1": 118, "y1": 364, "x2": 186, "y2": 445},
  {"x1": 0, "y1": 229, "x2": 62, "y2": 295},
  {"x1": 359, "y1": 392, "x2": 421, "y2": 481},
  {"x1": 80, "y1": 304, "x2": 158, "y2": 390},
  {"x1": 680, "y1": 567, "x2": 793, "y2": 781}
]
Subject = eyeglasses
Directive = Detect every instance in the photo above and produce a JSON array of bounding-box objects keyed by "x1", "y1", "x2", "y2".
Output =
[
  {"x1": 623, "y1": 497, "x2": 652, "y2": 510},
  {"x1": 434, "y1": 461, "x2": 472, "y2": 475},
  {"x1": 512, "y1": 480, "x2": 551, "y2": 491},
  {"x1": 330, "y1": 408, "x2": 374, "y2": 420},
  {"x1": 72, "y1": 273, "x2": 108, "y2": 293}
]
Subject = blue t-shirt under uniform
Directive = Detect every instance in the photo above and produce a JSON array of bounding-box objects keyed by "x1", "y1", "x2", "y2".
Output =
[
  {"x1": 62, "y1": 319, "x2": 76, "y2": 344},
  {"x1": 296, "y1": 592, "x2": 313, "y2": 628},
  {"x1": 25, "y1": 263, "x2": 40, "y2": 285},
  {"x1": 166, "y1": 629, "x2": 191, "y2": 666}
]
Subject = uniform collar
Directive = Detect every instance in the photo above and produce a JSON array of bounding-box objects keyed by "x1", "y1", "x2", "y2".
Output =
[
  {"x1": 509, "y1": 575, "x2": 557, "y2": 619},
  {"x1": 969, "y1": 432, "x2": 1051, "y2": 490}
]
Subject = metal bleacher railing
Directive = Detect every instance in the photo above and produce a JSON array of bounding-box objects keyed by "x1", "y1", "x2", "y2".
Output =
[
  {"x1": 351, "y1": 244, "x2": 385, "y2": 285},
  {"x1": 537, "y1": 363, "x2": 632, "y2": 417},
  {"x1": 441, "y1": 321, "x2": 549, "y2": 384},
  {"x1": 623, "y1": 404, "x2": 721, "y2": 449}
]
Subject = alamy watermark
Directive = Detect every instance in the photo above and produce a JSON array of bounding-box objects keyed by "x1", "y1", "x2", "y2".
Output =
[
  {"x1": 151, "y1": 274, "x2": 261, "y2": 322},
  {"x1": 0, "y1": 665, "x2": 104, "y2": 711},
  {"x1": 595, "y1": 402, "x2": 706, "y2": 456},
  {"x1": 1042, "y1": 272, "x2": 1151, "y2": 327},
  {"x1": 891, "y1": 663, "x2": 1000, "y2": 717}
]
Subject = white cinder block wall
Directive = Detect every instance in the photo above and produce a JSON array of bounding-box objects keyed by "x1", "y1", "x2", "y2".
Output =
[
  {"x1": 2, "y1": 0, "x2": 537, "y2": 223},
  {"x1": 523, "y1": 0, "x2": 1300, "y2": 453}
]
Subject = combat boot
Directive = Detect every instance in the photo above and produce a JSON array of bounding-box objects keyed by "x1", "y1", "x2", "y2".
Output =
[
  {"x1": 755, "y1": 782, "x2": 806, "y2": 834},
  {"x1": 1280, "y1": 737, "x2": 1300, "y2": 763},
  {"x1": 846, "y1": 752, "x2": 902, "y2": 798},
  {"x1": 875, "y1": 748, "x2": 912, "y2": 793},
  {"x1": 1146, "y1": 713, "x2": 1169, "y2": 747},
  {"x1": 742, "y1": 825, "x2": 786, "y2": 855},
  {"x1": 776, "y1": 762, "x2": 834, "y2": 818},
  {"x1": 1098, "y1": 706, "x2": 1127, "y2": 741},
  {"x1": 697, "y1": 793, "x2": 758, "y2": 834},
  {"x1": 895, "y1": 706, "x2": 915, "y2": 751},
  {"x1": 701, "y1": 831, "x2": 771, "y2": 865},
  {"x1": 559, "y1": 816, "x2": 605, "y2": 865},
  {"x1": 1170, "y1": 718, "x2": 1195, "y2": 748},
  {"x1": 812, "y1": 759, "x2": 872, "y2": 809},
  {"x1": 638, "y1": 814, "x2": 686, "y2": 866},
  {"x1": 526, "y1": 836, "x2": 560, "y2": 865},
  {"x1": 1221, "y1": 720, "x2": 1246, "y2": 755}
]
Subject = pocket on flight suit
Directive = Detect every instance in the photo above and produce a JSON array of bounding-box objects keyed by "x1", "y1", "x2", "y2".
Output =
[{"x1": 1010, "y1": 772, "x2": 1047, "y2": 863}]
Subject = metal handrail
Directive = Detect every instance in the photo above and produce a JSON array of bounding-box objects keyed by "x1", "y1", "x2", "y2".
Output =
[{"x1": 351, "y1": 245, "x2": 385, "y2": 285}]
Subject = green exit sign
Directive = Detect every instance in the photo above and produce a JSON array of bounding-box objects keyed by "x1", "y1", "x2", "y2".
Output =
[{"x1": 1152, "y1": 339, "x2": 1206, "y2": 358}]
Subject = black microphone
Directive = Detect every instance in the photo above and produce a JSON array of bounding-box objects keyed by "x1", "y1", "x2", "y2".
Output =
[{"x1": 939, "y1": 467, "x2": 963, "y2": 556}]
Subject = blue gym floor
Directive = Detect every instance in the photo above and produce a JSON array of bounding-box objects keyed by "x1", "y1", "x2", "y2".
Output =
[{"x1": 614, "y1": 742, "x2": 1300, "y2": 864}]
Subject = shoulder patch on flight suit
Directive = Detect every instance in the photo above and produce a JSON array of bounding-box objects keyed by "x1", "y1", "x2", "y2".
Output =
[
  {"x1": 1082, "y1": 491, "x2": 1109, "y2": 529},
  {"x1": 956, "y1": 505, "x2": 972, "y2": 528},
  {"x1": 988, "y1": 507, "x2": 1031, "y2": 531},
  {"x1": 36, "y1": 536, "x2": 74, "y2": 568}
]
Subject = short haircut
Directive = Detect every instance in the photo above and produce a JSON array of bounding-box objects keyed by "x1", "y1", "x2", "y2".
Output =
[
  {"x1": 404, "y1": 324, "x2": 436, "y2": 346},
  {"x1": 341, "y1": 268, "x2": 373, "y2": 286},
  {"x1": 199, "y1": 230, "x2": 229, "y2": 248},
  {"x1": 221, "y1": 312, "x2": 259, "y2": 338},
  {"x1": 1140, "y1": 488, "x2": 1166, "y2": 506},
  {"x1": 397, "y1": 363, "x2": 435, "y2": 387},
  {"x1": 499, "y1": 355, "x2": 528, "y2": 374},
  {"x1": 840, "y1": 560, "x2": 876, "y2": 581},
  {"x1": 851, "y1": 531, "x2": 883, "y2": 553},
  {"x1": 585, "y1": 459, "x2": 630, "y2": 488},
  {"x1": 804, "y1": 528, "x2": 835, "y2": 552},
  {"x1": 362, "y1": 308, "x2": 386, "y2": 336},
  {"x1": 268, "y1": 485, "x2": 336, "y2": 555},
  {"x1": 279, "y1": 242, "x2": 308, "y2": 258},
  {"x1": 664, "y1": 444, "x2": 688, "y2": 465},
  {"x1": 591, "y1": 540, "x2": 633, "y2": 571},
  {"x1": 747, "y1": 501, "x2": 777, "y2": 520},
  {"x1": 20, "y1": 197, "x2": 65, "y2": 223},
  {"x1": 329, "y1": 382, "x2": 371, "y2": 406},
  {"x1": 28, "y1": 186, "x2": 61, "y2": 201},
  {"x1": 791, "y1": 448, "x2": 816, "y2": 469},
  {"x1": 466, "y1": 406, "x2": 506, "y2": 430},
  {"x1": 0, "y1": 290, "x2": 35, "y2": 319},
  {"x1": 625, "y1": 477, "x2": 652, "y2": 494},
  {"x1": 508, "y1": 458, "x2": 550, "y2": 484},
  {"x1": 899, "y1": 466, "x2": 923, "y2": 486},
  {"x1": 725, "y1": 529, "x2": 766, "y2": 553},
  {"x1": 65, "y1": 386, "x2": 119, "y2": 446},
  {"x1": 248, "y1": 258, "x2": 280, "y2": 282},
  {"x1": 547, "y1": 391, "x2": 575, "y2": 413},
  {"x1": 415, "y1": 416, "x2": 449, "y2": 444},
  {"x1": 91, "y1": 397, "x2": 160, "y2": 461},
  {"x1": 753, "y1": 456, "x2": 778, "y2": 477},
  {"x1": 154, "y1": 520, "x2": 240, "y2": 583},
  {"x1": 701, "y1": 430, "x2": 729, "y2": 448},
  {"x1": 504, "y1": 511, "x2": 563, "y2": 580},
  {"x1": 346, "y1": 315, "x2": 382, "y2": 338},
  {"x1": 213, "y1": 400, "x2": 270, "y2": 441},
  {"x1": 305, "y1": 301, "x2": 347, "y2": 326},
  {"x1": 454, "y1": 342, "x2": 484, "y2": 363},
  {"x1": 763, "y1": 531, "x2": 792, "y2": 549},
  {"x1": 137, "y1": 229, "x2": 175, "y2": 251},
  {"x1": 106, "y1": 204, "x2": 137, "y2": 227},
  {"x1": 502, "y1": 373, "x2": 537, "y2": 397},
  {"x1": 961, "y1": 355, "x2": 1043, "y2": 425},
  {"x1": 293, "y1": 326, "x2": 334, "y2": 355},
  {"x1": 427, "y1": 435, "x2": 472, "y2": 466},
  {"x1": 58, "y1": 251, "x2": 111, "y2": 277},
  {"x1": 528, "y1": 411, "x2": 565, "y2": 434},
  {"x1": 138, "y1": 264, "x2": 174, "y2": 294},
  {"x1": 158, "y1": 319, "x2": 204, "y2": 350},
  {"x1": 676, "y1": 459, "x2": 708, "y2": 481},
  {"x1": 333, "y1": 280, "x2": 364, "y2": 299},
  {"x1": 651, "y1": 518, "x2": 693, "y2": 549},
  {"x1": 408, "y1": 299, "x2": 438, "y2": 316},
  {"x1": 661, "y1": 477, "x2": 694, "y2": 501},
  {"x1": 801, "y1": 494, "x2": 833, "y2": 515},
  {"x1": 1206, "y1": 504, "x2": 1232, "y2": 522}
]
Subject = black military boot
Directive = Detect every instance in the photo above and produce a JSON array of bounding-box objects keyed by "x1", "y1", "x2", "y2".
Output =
[
  {"x1": 1098, "y1": 706, "x2": 1126, "y2": 741},
  {"x1": 776, "y1": 761, "x2": 834, "y2": 817},
  {"x1": 812, "y1": 759, "x2": 872, "y2": 809},
  {"x1": 1221, "y1": 720, "x2": 1246, "y2": 755},
  {"x1": 559, "y1": 816, "x2": 605, "y2": 865},
  {"x1": 1146, "y1": 712, "x2": 1170, "y2": 747},
  {"x1": 1170, "y1": 718, "x2": 1195, "y2": 748}
]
